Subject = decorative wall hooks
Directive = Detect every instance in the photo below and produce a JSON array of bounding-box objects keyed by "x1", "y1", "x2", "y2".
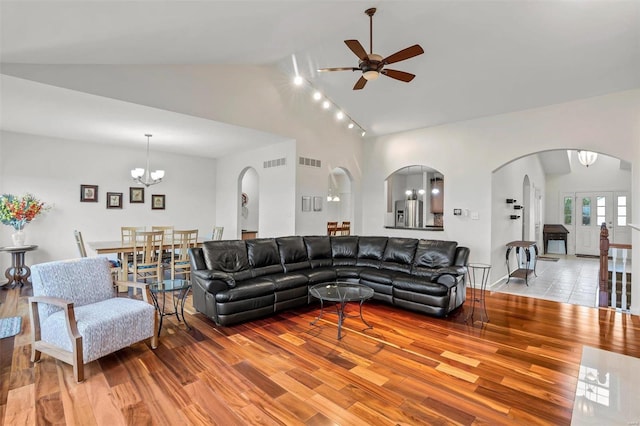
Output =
[
  {"x1": 506, "y1": 198, "x2": 516, "y2": 204},
  {"x1": 510, "y1": 215, "x2": 521, "y2": 220}
]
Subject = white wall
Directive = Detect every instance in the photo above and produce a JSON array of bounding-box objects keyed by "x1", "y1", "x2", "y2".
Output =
[
  {"x1": 362, "y1": 90, "x2": 640, "y2": 313},
  {"x1": 545, "y1": 151, "x2": 632, "y2": 223},
  {"x1": 216, "y1": 140, "x2": 296, "y2": 239},
  {"x1": 0, "y1": 131, "x2": 216, "y2": 272},
  {"x1": 491, "y1": 155, "x2": 546, "y2": 282},
  {"x1": 2, "y1": 64, "x2": 364, "y2": 236}
]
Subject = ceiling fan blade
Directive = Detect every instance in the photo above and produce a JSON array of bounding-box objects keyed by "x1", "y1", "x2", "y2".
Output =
[
  {"x1": 382, "y1": 69, "x2": 416, "y2": 82},
  {"x1": 317, "y1": 67, "x2": 359, "y2": 72},
  {"x1": 344, "y1": 39, "x2": 368, "y2": 61},
  {"x1": 353, "y1": 76, "x2": 367, "y2": 90},
  {"x1": 383, "y1": 44, "x2": 424, "y2": 65}
]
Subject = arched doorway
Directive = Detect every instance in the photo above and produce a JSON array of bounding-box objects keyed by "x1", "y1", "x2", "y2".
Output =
[
  {"x1": 238, "y1": 167, "x2": 259, "y2": 239},
  {"x1": 327, "y1": 167, "x2": 354, "y2": 230}
]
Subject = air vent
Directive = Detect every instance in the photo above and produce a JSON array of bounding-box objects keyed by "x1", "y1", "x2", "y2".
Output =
[
  {"x1": 298, "y1": 156, "x2": 322, "y2": 168},
  {"x1": 263, "y1": 158, "x2": 287, "y2": 168}
]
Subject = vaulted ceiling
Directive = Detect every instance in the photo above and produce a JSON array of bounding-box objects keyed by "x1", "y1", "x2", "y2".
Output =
[{"x1": 1, "y1": 1, "x2": 639, "y2": 156}]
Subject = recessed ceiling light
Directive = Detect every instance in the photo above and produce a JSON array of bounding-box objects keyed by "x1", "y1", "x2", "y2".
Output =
[
  {"x1": 348, "y1": 123, "x2": 354, "y2": 129},
  {"x1": 313, "y1": 91, "x2": 322, "y2": 101},
  {"x1": 293, "y1": 75, "x2": 304, "y2": 86},
  {"x1": 336, "y1": 111, "x2": 344, "y2": 120},
  {"x1": 322, "y1": 100, "x2": 331, "y2": 109},
  {"x1": 361, "y1": 131, "x2": 366, "y2": 137}
]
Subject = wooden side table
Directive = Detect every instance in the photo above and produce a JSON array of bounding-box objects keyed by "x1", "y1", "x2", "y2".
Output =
[{"x1": 0, "y1": 245, "x2": 38, "y2": 288}]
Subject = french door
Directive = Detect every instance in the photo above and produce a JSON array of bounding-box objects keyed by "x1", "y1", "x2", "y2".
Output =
[{"x1": 575, "y1": 192, "x2": 613, "y2": 256}]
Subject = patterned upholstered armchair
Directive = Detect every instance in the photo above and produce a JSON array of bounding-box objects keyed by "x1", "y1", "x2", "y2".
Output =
[{"x1": 29, "y1": 257, "x2": 158, "y2": 382}]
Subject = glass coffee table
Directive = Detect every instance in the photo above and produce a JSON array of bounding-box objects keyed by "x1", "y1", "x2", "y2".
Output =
[
  {"x1": 149, "y1": 279, "x2": 192, "y2": 336},
  {"x1": 309, "y1": 281, "x2": 374, "y2": 339}
]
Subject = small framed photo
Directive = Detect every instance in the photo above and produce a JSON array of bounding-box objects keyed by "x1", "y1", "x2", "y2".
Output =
[
  {"x1": 151, "y1": 194, "x2": 165, "y2": 210},
  {"x1": 313, "y1": 196, "x2": 323, "y2": 212},
  {"x1": 106, "y1": 192, "x2": 123, "y2": 209},
  {"x1": 302, "y1": 196, "x2": 311, "y2": 212},
  {"x1": 80, "y1": 184, "x2": 98, "y2": 202},
  {"x1": 129, "y1": 187, "x2": 145, "y2": 203}
]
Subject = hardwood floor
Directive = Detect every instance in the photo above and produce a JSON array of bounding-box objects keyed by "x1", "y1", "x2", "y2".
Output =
[{"x1": 1, "y1": 284, "x2": 639, "y2": 425}]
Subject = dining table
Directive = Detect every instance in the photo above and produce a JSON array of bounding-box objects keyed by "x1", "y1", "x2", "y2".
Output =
[{"x1": 86, "y1": 238, "x2": 207, "y2": 280}]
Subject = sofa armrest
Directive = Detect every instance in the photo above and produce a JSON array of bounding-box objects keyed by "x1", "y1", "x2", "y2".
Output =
[
  {"x1": 192, "y1": 270, "x2": 236, "y2": 292},
  {"x1": 432, "y1": 265, "x2": 466, "y2": 288}
]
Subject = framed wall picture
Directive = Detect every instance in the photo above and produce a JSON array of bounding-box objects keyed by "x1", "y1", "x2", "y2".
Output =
[
  {"x1": 313, "y1": 196, "x2": 322, "y2": 212},
  {"x1": 106, "y1": 192, "x2": 123, "y2": 209},
  {"x1": 302, "y1": 196, "x2": 311, "y2": 212},
  {"x1": 80, "y1": 184, "x2": 98, "y2": 202},
  {"x1": 151, "y1": 194, "x2": 166, "y2": 210},
  {"x1": 129, "y1": 187, "x2": 145, "y2": 203}
]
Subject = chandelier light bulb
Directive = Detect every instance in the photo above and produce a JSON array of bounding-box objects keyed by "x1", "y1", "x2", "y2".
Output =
[
  {"x1": 348, "y1": 123, "x2": 354, "y2": 129},
  {"x1": 313, "y1": 91, "x2": 322, "y2": 101},
  {"x1": 322, "y1": 100, "x2": 331, "y2": 109},
  {"x1": 293, "y1": 75, "x2": 304, "y2": 86},
  {"x1": 336, "y1": 111, "x2": 344, "y2": 120}
]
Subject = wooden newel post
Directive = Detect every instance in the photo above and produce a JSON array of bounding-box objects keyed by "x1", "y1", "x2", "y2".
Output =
[{"x1": 598, "y1": 223, "x2": 610, "y2": 307}]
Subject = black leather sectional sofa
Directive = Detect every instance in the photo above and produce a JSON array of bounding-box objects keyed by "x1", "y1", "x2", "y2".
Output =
[{"x1": 189, "y1": 235, "x2": 469, "y2": 326}]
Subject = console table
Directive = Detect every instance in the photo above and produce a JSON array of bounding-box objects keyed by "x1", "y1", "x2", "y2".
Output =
[
  {"x1": 543, "y1": 224, "x2": 569, "y2": 254},
  {"x1": 0, "y1": 245, "x2": 38, "y2": 288},
  {"x1": 505, "y1": 241, "x2": 538, "y2": 286}
]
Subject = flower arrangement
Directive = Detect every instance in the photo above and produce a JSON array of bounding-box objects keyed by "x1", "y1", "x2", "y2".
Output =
[{"x1": 0, "y1": 193, "x2": 50, "y2": 231}]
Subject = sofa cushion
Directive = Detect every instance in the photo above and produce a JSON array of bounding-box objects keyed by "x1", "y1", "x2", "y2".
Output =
[
  {"x1": 300, "y1": 267, "x2": 337, "y2": 284},
  {"x1": 359, "y1": 268, "x2": 396, "y2": 285},
  {"x1": 356, "y1": 236, "x2": 387, "y2": 268},
  {"x1": 393, "y1": 275, "x2": 449, "y2": 296},
  {"x1": 331, "y1": 236, "x2": 358, "y2": 259},
  {"x1": 413, "y1": 240, "x2": 457, "y2": 268},
  {"x1": 276, "y1": 236, "x2": 310, "y2": 272},
  {"x1": 215, "y1": 278, "x2": 275, "y2": 303},
  {"x1": 247, "y1": 238, "x2": 284, "y2": 277},
  {"x1": 383, "y1": 238, "x2": 419, "y2": 264},
  {"x1": 303, "y1": 236, "x2": 333, "y2": 268},
  {"x1": 266, "y1": 273, "x2": 309, "y2": 291},
  {"x1": 202, "y1": 241, "x2": 250, "y2": 273}
]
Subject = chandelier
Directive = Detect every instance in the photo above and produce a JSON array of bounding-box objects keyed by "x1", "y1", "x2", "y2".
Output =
[
  {"x1": 577, "y1": 150, "x2": 598, "y2": 167},
  {"x1": 131, "y1": 134, "x2": 165, "y2": 187}
]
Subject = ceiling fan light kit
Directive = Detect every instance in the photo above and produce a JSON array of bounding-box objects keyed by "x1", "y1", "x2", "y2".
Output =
[{"x1": 318, "y1": 7, "x2": 424, "y2": 90}]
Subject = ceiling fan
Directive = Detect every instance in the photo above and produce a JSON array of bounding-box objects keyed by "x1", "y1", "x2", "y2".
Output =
[{"x1": 318, "y1": 7, "x2": 424, "y2": 90}]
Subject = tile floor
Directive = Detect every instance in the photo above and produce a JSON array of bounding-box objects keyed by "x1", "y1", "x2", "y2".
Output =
[{"x1": 488, "y1": 254, "x2": 601, "y2": 307}]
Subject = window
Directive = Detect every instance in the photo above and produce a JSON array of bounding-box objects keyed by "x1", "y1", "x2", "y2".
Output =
[
  {"x1": 617, "y1": 196, "x2": 627, "y2": 226},
  {"x1": 596, "y1": 196, "x2": 606, "y2": 227},
  {"x1": 582, "y1": 198, "x2": 591, "y2": 226},
  {"x1": 564, "y1": 196, "x2": 572, "y2": 225}
]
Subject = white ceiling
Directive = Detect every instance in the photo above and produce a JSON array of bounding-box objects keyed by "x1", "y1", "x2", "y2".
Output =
[{"x1": 1, "y1": 1, "x2": 639, "y2": 156}]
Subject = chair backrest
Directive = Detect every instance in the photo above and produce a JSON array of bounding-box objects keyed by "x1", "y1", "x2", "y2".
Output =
[
  {"x1": 340, "y1": 221, "x2": 351, "y2": 236},
  {"x1": 327, "y1": 222, "x2": 338, "y2": 236},
  {"x1": 172, "y1": 229, "x2": 198, "y2": 279},
  {"x1": 152, "y1": 225, "x2": 174, "y2": 245},
  {"x1": 212, "y1": 226, "x2": 224, "y2": 241},
  {"x1": 121, "y1": 226, "x2": 145, "y2": 245},
  {"x1": 74, "y1": 230, "x2": 87, "y2": 257},
  {"x1": 132, "y1": 230, "x2": 164, "y2": 281},
  {"x1": 31, "y1": 257, "x2": 115, "y2": 322}
]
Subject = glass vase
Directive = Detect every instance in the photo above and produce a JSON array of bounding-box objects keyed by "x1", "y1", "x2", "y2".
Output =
[{"x1": 11, "y1": 228, "x2": 26, "y2": 246}]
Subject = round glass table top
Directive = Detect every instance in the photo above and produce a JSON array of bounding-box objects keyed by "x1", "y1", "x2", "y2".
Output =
[{"x1": 309, "y1": 281, "x2": 374, "y2": 302}]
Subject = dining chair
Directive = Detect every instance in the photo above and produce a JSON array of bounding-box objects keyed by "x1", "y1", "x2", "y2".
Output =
[
  {"x1": 74, "y1": 230, "x2": 121, "y2": 282},
  {"x1": 170, "y1": 229, "x2": 198, "y2": 280},
  {"x1": 121, "y1": 226, "x2": 145, "y2": 264},
  {"x1": 212, "y1": 226, "x2": 224, "y2": 240},
  {"x1": 30, "y1": 257, "x2": 158, "y2": 382},
  {"x1": 131, "y1": 230, "x2": 164, "y2": 284},
  {"x1": 340, "y1": 221, "x2": 351, "y2": 236},
  {"x1": 327, "y1": 221, "x2": 338, "y2": 236},
  {"x1": 152, "y1": 225, "x2": 175, "y2": 266}
]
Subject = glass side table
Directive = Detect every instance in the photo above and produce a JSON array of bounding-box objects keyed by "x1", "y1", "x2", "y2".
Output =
[
  {"x1": 149, "y1": 279, "x2": 192, "y2": 336},
  {"x1": 465, "y1": 263, "x2": 491, "y2": 324}
]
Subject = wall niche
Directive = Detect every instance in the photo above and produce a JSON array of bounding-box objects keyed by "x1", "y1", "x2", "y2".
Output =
[{"x1": 385, "y1": 165, "x2": 444, "y2": 230}]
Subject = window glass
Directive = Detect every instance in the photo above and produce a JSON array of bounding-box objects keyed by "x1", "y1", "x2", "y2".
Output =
[
  {"x1": 563, "y1": 197, "x2": 572, "y2": 225},
  {"x1": 596, "y1": 196, "x2": 605, "y2": 226},
  {"x1": 617, "y1": 196, "x2": 627, "y2": 227},
  {"x1": 582, "y1": 198, "x2": 591, "y2": 226}
]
